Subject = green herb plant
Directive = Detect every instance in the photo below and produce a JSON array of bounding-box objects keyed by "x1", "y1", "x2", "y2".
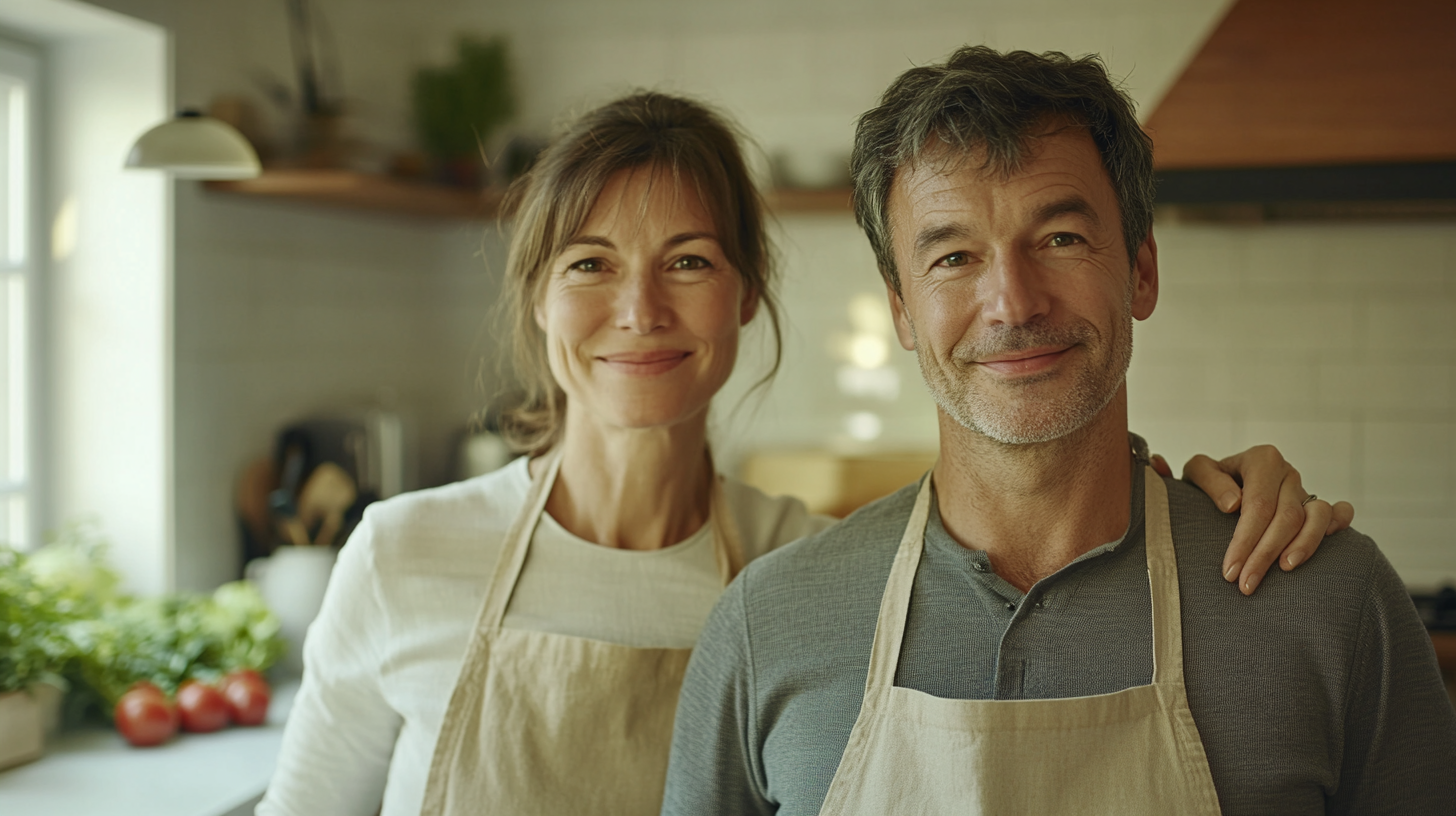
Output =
[
  {"x1": 412, "y1": 35, "x2": 516, "y2": 170},
  {"x1": 0, "y1": 522, "x2": 284, "y2": 711}
]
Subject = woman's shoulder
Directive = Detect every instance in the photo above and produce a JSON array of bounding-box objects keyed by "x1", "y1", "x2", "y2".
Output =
[
  {"x1": 720, "y1": 476, "x2": 837, "y2": 562},
  {"x1": 352, "y1": 457, "x2": 531, "y2": 567}
]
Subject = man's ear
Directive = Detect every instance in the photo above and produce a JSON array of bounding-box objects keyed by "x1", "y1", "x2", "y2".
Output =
[
  {"x1": 1131, "y1": 229, "x2": 1159, "y2": 321},
  {"x1": 887, "y1": 280, "x2": 915, "y2": 351}
]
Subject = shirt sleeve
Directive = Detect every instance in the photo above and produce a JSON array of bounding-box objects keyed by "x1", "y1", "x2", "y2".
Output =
[
  {"x1": 1329, "y1": 552, "x2": 1456, "y2": 815},
  {"x1": 662, "y1": 573, "x2": 775, "y2": 816},
  {"x1": 256, "y1": 519, "x2": 402, "y2": 816}
]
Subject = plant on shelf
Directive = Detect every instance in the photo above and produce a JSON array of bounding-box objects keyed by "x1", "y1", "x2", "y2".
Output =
[{"x1": 412, "y1": 35, "x2": 516, "y2": 187}]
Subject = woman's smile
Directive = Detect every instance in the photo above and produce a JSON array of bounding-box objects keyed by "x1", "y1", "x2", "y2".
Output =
[{"x1": 596, "y1": 349, "x2": 694, "y2": 376}]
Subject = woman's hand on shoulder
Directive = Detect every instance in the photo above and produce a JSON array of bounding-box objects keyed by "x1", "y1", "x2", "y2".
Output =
[{"x1": 1150, "y1": 446, "x2": 1355, "y2": 597}]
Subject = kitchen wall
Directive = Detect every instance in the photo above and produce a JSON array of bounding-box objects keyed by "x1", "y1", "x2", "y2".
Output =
[
  {"x1": 69, "y1": 0, "x2": 1454, "y2": 590},
  {"x1": 77, "y1": 0, "x2": 510, "y2": 591},
  {"x1": 441, "y1": 0, "x2": 1455, "y2": 587}
]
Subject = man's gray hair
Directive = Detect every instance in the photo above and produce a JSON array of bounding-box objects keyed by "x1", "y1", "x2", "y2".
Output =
[{"x1": 850, "y1": 46, "x2": 1155, "y2": 293}]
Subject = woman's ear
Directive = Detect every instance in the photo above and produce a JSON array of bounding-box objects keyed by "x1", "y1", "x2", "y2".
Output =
[{"x1": 740, "y1": 285, "x2": 760, "y2": 326}]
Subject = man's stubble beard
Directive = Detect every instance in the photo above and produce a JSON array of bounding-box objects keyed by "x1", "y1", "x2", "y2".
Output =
[{"x1": 912, "y1": 299, "x2": 1135, "y2": 446}]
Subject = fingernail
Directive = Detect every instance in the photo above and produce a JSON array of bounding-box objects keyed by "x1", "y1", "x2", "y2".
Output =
[
  {"x1": 1224, "y1": 563, "x2": 1240, "y2": 581},
  {"x1": 1243, "y1": 573, "x2": 1261, "y2": 594},
  {"x1": 1285, "y1": 551, "x2": 1303, "y2": 569},
  {"x1": 1219, "y1": 491, "x2": 1239, "y2": 512}
]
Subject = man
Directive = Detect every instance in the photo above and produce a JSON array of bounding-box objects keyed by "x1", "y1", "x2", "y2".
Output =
[{"x1": 662, "y1": 47, "x2": 1456, "y2": 815}]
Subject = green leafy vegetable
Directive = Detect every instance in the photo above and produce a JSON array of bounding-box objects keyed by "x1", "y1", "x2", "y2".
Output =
[{"x1": 0, "y1": 522, "x2": 283, "y2": 707}]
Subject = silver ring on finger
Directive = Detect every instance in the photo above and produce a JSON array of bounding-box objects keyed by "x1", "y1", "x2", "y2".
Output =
[{"x1": 1301, "y1": 493, "x2": 1318, "y2": 507}]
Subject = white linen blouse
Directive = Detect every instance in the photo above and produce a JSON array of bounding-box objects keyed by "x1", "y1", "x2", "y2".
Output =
[{"x1": 256, "y1": 456, "x2": 830, "y2": 816}]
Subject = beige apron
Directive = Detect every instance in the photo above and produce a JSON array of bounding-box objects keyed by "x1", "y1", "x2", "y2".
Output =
[
  {"x1": 818, "y1": 464, "x2": 1222, "y2": 816},
  {"x1": 421, "y1": 448, "x2": 744, "y2": 816}
]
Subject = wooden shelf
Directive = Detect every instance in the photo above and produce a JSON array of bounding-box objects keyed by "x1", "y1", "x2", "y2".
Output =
[
  {"x1": 205, "y1": 169, "x2": 852, "y2": 220},
  {"x1": 205, "y1": 170, "x2": 504, "y2": 220}
]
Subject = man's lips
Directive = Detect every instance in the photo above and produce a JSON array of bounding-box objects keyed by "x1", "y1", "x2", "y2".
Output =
[
  {"x1": 974, "y1": 345, "x2": 1072, "y2": 376},
  {"x1": 597, "y1": 350, "x2": 691, "y2": 375}
]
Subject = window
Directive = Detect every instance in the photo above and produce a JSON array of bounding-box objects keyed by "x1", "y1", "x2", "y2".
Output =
[{"x1": 0, "y1": 38, "x2": 37, "y2": 550}]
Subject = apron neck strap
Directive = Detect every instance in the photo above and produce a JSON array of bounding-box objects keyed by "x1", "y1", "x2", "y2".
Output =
[
  {"x1": 480, "y1": 447, "x2": 564, "y2": 633},
  {"x1": 1142, "y1": 465, "x2": 1186, "y2": 687},
  {"x1": 484, "y1": 446, "x2": 746, "y2": 634},
  {"x1": 860, "y1": 463, "x2": 1188, "y2": 704},
  {"x1": 706, "y1": 447, "x2": 747, "y2": 584},
  {"x1": 859, "y1": 470, "x2": 936, "y2": 708}
]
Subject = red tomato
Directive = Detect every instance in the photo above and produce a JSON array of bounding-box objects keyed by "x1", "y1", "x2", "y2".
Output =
[
  {"x1": 115, "y1": 685, "x2": 179, "y2": 747},
  {"x1": 220, "y1": 669, "x2": 272, "y2": 726},
  {"x1": 176, "y1": 680, "x2": 230, "y2": 733}
]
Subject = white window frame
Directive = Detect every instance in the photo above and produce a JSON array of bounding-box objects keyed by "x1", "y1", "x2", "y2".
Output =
[{"x1": 0, "y1": 34, "x2": 41, "y2": 550}]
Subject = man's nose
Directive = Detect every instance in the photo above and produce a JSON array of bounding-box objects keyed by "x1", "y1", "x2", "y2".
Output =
[
  {"x1": 616, "y1": 271, "x2": 671, "y2": 334},
  {"x1": 979, "y1": 248, "x2": 1052, "y2": 326}
]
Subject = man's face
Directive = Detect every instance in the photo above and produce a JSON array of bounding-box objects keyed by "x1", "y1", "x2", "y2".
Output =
[{"x1": 885, "y1": 126, "x2": 1159, "y2": 445}]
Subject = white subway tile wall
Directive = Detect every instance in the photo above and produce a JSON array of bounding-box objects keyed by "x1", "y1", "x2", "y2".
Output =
[
  {"x1": 1133, "y1": 222, "x2": 1456, "y2": 588},
  {"x1": 158, "y1": 0, "x2": 1451, "y2": 590}
]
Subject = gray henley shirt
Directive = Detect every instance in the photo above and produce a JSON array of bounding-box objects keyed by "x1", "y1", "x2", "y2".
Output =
[{"x1": 663, "y1": 456, "x2": 1456, "y2": 815}]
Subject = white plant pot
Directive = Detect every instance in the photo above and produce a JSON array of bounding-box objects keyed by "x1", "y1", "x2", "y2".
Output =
[
  {"x1": 0, "y1": 688, "x2": 45, "y2": 770},
  {"x1": 246, "y1": 545, "x2": 339, "y2": 677}
]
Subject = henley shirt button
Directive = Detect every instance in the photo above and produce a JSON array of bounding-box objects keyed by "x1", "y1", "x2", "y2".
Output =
[
  {"x1": 973, "y1": 563, "x2": 987, "y2": 572},
  {"x1": 1005, "y1": 602, "x2": 1015, "y2": 611}
]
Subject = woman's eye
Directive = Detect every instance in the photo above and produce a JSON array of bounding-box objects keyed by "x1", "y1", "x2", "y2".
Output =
[
  {"x1": 672, "y1": 255, "x2": 711, "y2": 271},
  {"x1": 568, "y1": 258, "x2": 604, "y2": 273},
  {"x1": 1048, "y1": 233, "x2": 1083, "y2": 248}
]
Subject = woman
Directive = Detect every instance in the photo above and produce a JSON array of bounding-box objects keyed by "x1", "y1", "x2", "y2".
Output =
[{"x1": 256, "y1": 93, "x2": 1351, "y2": 816}]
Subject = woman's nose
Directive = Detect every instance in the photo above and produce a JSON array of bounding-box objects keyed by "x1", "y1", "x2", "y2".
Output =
[
  {"x1": 616, "y1": 272, "x2": 670, "y2": 334},
  {"x1": 979, "y1": 249, "x2": 1052, "y2": 327}
]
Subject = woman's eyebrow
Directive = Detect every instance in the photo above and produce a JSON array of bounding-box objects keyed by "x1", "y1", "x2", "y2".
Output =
[
  {"x1": 565, "y1": 235, "x2": 614, "y2": 249},
  {"x1": 665, "y1": 231, "x2": 717, "y2": 247}
]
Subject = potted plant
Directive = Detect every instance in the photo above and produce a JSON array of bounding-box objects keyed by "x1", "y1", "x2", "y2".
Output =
[
  {"x1": 411, "y1": 35, "x2": 516, "y2": 187},
  {"x1": 0, "y1": 532, "x2": 113, "y2": 769}
]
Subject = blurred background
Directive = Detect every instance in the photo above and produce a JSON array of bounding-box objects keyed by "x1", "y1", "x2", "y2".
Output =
[
  {"x1": 0, "y1": 0, "x2": 1453, "y2": 810},
  {"x1": 0, "y1": 0, "x2": 1451, "y2": 595}
]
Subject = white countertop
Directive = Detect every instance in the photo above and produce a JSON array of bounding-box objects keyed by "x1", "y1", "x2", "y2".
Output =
[{"x1": 0, "y1": 682, "x2": 296, "y2": 816}]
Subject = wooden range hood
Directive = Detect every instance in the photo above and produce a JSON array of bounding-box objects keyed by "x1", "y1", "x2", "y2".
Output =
[{"x1": 1145, "y1": 0, "x2": 1456, "y2": 215}]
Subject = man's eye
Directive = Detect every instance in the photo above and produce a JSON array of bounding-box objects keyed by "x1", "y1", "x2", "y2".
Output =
[
  {"x1": 936, "y1": 252, "x2": 969, "y2": 268},
  {"x1": 1048, "y1": 233, "x2": 1083, "y2": 248},
  {"x1": 673, "y1": 255, "x2": 710, "y2": 270}
]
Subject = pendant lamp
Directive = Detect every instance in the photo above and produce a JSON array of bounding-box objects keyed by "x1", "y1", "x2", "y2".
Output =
[{"x1": 125, "y1": 110, "x2": 262, "y2": 179}]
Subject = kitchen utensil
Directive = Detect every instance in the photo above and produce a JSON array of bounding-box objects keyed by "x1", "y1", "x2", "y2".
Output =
[
  {"x1": 298, "y1": 461, "x2": 357, "y2": 548},
  {"x1": 235, "y1": 458, "x2": 280, "y2": 559}
]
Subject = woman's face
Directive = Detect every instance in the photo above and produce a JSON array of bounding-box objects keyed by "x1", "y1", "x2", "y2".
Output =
[{"x1": 536, "y1": 165, "x2": 757, "y2": 433}]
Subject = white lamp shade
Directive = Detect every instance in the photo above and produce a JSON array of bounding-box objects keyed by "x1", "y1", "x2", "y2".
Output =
[{"x1": 125, "y1": 114, "x2": 262, "y2": 179}]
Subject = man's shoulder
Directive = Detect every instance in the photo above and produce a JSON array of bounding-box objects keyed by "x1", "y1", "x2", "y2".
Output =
[
  {"x1": 739, "y1": 479, "x2": 921, "y2": 587},
  {"x1": 1162, "y1": 474, "x2": 1388, "y2": 608}
]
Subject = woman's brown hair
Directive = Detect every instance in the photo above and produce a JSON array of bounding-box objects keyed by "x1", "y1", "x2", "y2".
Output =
[{"x1": 497, "y1": 92, "x2": 782, "y2": 454}]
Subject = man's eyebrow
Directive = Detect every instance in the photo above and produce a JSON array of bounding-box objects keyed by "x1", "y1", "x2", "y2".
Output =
[
  {"x1": 913, "y1": 223, "x2": 972, "y2": 260},
  {"x1": 1034, "y1": 196, "x2": 1101, "y2": 228}
]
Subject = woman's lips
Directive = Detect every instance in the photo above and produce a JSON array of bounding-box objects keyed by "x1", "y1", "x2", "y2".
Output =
[
  {"x1": 975, "y1": 346, "x2": 1072, "y2": 376},
  {"x1": 597, "y1": 350, "x2": 691, "y2": 376}
]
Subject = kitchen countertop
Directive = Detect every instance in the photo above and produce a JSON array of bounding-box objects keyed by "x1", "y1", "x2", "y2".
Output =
[{"x1": 0, "y1": 682, "x2": 296, "y2": 816}]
